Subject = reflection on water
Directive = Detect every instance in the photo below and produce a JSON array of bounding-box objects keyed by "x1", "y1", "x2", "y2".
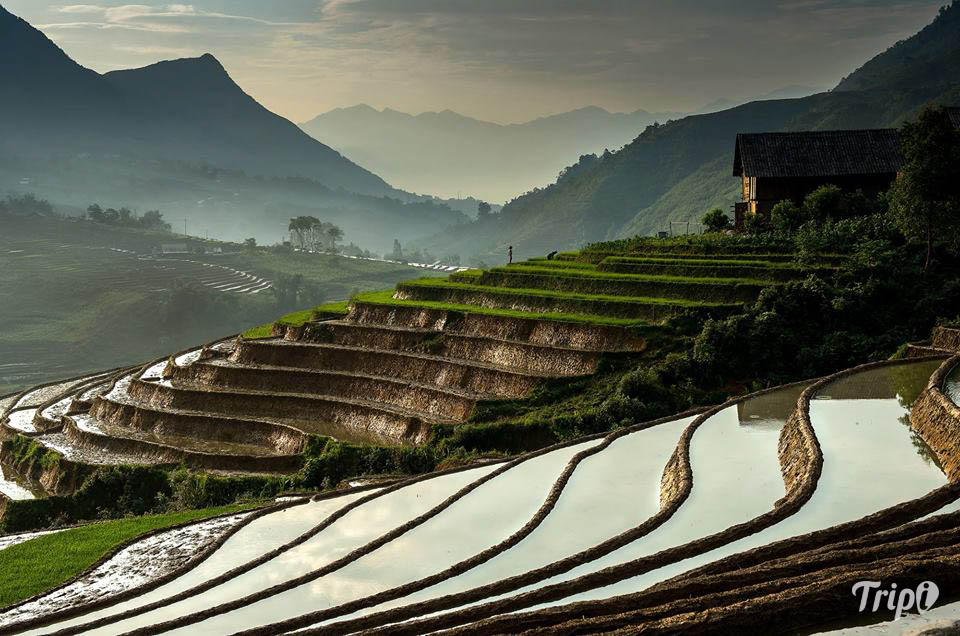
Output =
[
  {"x1": 737, "y1": 382, "x2": 806, "y2": 429},
  {"x1": 163, "y1": 442, "x2": 603, "y2": 634},
  {"x1": 823, "y1": 361, "x2": 942, "y2": 467},
  {"x1": 524, "y1": 363, "x2": 946, "y2": 612},
  {"x1": 824, "y1": 361, "x2": 935, "y2": 404},
  {"x1": 327, "y1": 416, "x2": 698, "y2": 625},
  {"x1": 502, "y1": 382, "x2": 805, "y2": 609}
]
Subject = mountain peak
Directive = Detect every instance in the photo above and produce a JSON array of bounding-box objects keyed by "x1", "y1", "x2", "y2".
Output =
[{"x1": 104, "y1": 52, "x2": 233, "y2": 89}]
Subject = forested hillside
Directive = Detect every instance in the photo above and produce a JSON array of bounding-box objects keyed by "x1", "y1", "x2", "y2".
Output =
[{"x1": 414, "y1": 1, "x2": 960, "y2": 265}]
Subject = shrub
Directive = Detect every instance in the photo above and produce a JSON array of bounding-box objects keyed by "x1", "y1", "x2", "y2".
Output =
[
  {"x1": 770, "y1": 200, "x2": 806, "y2": 233},
  {"x1": 702, "y1": 208, "x2": 731, "y2": 233},
  {"x1": 803, "y1": 185, "x2": 845, "y2": 222}
]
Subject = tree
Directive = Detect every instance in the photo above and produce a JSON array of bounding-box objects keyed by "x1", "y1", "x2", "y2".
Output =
[
  {"x1": 477, "y1": 201, "x2": 492, "y2": 221},
  {"x1": 326, "y1": 225, "x2": 344, "y2": 251},
  {"x1": 701, "y1": 208, "x2": 731, "y2": 233},
  {"x1": 288, "y1": 218, "x2": 303, "y2": 248},
  {"x1": 888, "y1": 105, "x2": 960, "y2": 270},
  {"x1": 243, "y1": 237, "x2": 257, "y2": 249},
  {"x1": 271, "y1": 273, "x2": 304, "y2": 311},
  {"x1": 288, "y1": 216, "x2": 320, "y2": 250},
  {"x1": 86, "y1": 204, "x2": 104, "y2": 222},
  {"x1": 141, "y1": 210, "x2": 171, "y2": 231}
]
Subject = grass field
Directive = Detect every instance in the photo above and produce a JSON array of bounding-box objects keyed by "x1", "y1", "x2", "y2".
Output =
[
  {"x1": 242, "y1": 301, "x2": 351, "y2": 338},
  {"x1": 395, "y1": 277, "x2": 736, "y2": 308},
  {"x1": 0, "y1": 503, "x2": 259, "y2": 608},
  {"x1": 351, "y1": 289, "x2": 656, "y2": 327}
]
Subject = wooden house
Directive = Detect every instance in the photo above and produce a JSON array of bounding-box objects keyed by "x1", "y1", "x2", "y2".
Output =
[{"x1": 732, "y1": 129, "x2": 902, "y2": 226}]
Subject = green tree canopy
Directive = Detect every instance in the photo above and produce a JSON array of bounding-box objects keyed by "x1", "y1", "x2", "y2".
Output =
[{"x1": 888, "y1": 105, "x2": 960, "y2": 269}]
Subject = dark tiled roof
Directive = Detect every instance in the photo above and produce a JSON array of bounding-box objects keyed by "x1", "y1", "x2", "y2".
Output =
[
  {"x1": 733, "y1": 129, "x2": 903, "y2": 178},
  {"x1": 948, "y1": 107, "x2": 960, "y2": 129}
]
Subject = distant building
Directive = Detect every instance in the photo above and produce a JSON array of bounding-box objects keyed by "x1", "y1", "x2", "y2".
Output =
[
  {"x1": 155, "y1": 243, "x2": 189, "y2": 255},
  {"x1": 733, "y1": 108, "x2": 960, "y2": 228},
  {"x1": 732, "y1": 129, "x2": 902, "y2": 226}
]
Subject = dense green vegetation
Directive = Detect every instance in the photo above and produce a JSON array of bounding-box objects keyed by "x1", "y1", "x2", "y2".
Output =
[
  {"x1": 0, "y1": 461, "x2": 289, "y2": 533},
  {"x1": 0, "y1": 503, "x2": 258, "y2": 607}
]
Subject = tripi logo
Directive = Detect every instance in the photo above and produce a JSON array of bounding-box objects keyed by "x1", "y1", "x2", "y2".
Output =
[{"x1": 852, "y1": 581, "x2": 939, "y2": 620}]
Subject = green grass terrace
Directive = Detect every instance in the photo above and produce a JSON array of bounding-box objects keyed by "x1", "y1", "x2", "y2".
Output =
[{"x1": 392, "y1": 277, "x2": 740, "y2": 322}]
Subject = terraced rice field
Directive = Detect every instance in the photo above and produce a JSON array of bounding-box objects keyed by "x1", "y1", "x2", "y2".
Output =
[
  {"x1": 4, "y1": 254, "x2": 959, "y2": 633},
  {"x1": 2, "y1": 355, "x2": 957, "y2": 634},
  {"x1": 0, "y1": 237, "x2": 276, "y2": 394},
  {"x1": 2, "y1": 241, "x2": 272, "y2": 295}
]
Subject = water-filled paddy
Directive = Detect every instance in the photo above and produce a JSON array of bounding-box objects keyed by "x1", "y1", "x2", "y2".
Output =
[
  {"x1": 15, "y1": 495, "x2": 370, "y2": 635},
  {"x1": 542, "y1": 361, "x2": 945, "y2": 607},
  {"x1": 170, "y1": 440, "x2": 601, "y2": 634},
  {"x1": 0, "y1": 464, "x2": 35, "y2": 500},
  {"x1": 73, "y1": 465, "x2": 497, "y2": 635},
  {"x1": 323, "y1": 415, "x2": 697, "y2": 626}
]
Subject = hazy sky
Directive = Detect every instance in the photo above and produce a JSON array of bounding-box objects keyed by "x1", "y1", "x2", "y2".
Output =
[{"x1": 3, "y1": 0, "x2": 945, "y2": 124}]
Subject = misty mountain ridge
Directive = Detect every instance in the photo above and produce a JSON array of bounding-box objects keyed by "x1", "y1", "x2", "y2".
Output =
[
  {"x1": 0, "y1": 5, "x2": 393, "y2": 197},
  {"x1": 412, "y1": 2, "x2": 960, "y2": 262},
  {"x1": 0, "y1": 3, "x2": 473, "y2": 253},
  {"x1": 301, "y1": 88, "x2": 826, "y2": 203},
  {"x1": 300, "y1": 104, "x2": 685, "y2": 203},
  {"x1": 690, "y1": 85, "x2": 828, "y2": 115}
]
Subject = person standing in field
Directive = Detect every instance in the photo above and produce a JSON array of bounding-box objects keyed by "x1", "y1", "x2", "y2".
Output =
[{"x1": 508, "y1": 245, "x2": 513, "y2": 265}]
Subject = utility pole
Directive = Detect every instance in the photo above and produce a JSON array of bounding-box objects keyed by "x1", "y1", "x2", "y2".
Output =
[{"x1": 183, "y1": 218, "x2": 188, "y2": 237}]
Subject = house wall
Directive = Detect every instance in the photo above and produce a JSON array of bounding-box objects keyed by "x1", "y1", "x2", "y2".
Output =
[{"x1": 745, "y1": 172, "x2": 896, "y2": 218}]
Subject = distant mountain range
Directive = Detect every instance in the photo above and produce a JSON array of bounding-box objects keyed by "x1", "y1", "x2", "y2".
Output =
[
  {"x1": 300, "y1": 87, "x2": 826, "y2": 204},
  {"x1": 0, "y1": 4, "x2": 468, "y2": 252},
  {"x1": 413, "y1": 3, "x2": 960, "y2": 263},
  {"x1": 690, "y1": 85, "x2": 828, "y2": 115},
  {"x1": 300, "y1": 105, "x2": 684, "y2": 203}
]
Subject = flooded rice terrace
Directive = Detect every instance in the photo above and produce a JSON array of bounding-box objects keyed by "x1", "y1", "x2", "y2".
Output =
[{"x1": 1, "y1": 359, "x2": 952, "y2": 635}]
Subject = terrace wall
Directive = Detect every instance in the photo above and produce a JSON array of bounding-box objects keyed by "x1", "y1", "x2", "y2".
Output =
[
  {"x1": 232, "y1": 341, "x2": 543, "y2": 399},
  {"x1": 910, "y1": 355, "x2": 960, "y2": 481},
  {"x1": 345, "y1": 303, "x2": 647, "y2": 351}
]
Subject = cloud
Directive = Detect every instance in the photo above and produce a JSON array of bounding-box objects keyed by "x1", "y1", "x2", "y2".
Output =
[
  {"x1": 48, "y1": 3, "x2": 293, "y2": 28},
  {"x1": 17, "y1": 0, "x2": 948, "y2": 123},
  {"x1": 54, "y1": 4, "x2": 104, "y2": 13}
]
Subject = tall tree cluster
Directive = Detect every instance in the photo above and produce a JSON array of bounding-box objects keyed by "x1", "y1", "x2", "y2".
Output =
[
  {"x1": 288, "y1": 216, "x2": 345, "y2": 252},
  {"x1": 888, "y1": 105, "x2": 960, "y2": 269}
]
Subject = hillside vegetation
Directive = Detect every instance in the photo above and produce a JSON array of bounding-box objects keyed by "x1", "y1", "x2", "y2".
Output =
[
  {"x1": 0, "y1": 210, "x2": 428, "y2": 395},
  {"x1": 414, "y1": 1, "x2": 960, "y2": 265}
]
